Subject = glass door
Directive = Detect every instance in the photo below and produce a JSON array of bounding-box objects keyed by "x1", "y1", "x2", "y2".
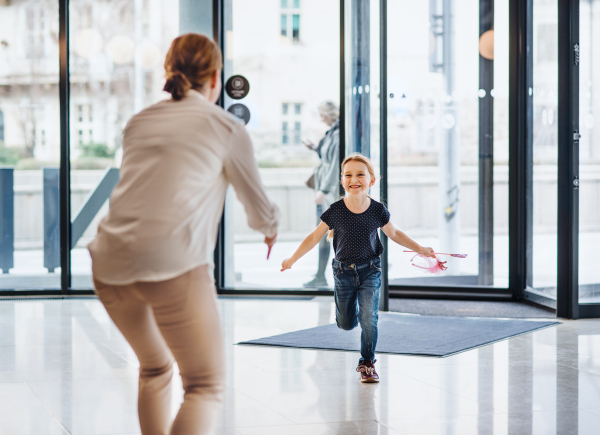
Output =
[
  {"x1": 221, "y1": 0, "x2": 342, "y2": 290},
  {"x1": 526, "y1": 0, "x2": 559, "y2": 303},
  {"x1": 385, "y1": 0, "x2": 509, "y2": 290},
  {"x1": 0, "y1": 0, "x2": 61, "y2": 290},
  {"x1": 579, "y1": 0, "x2": 600, "y2": 304},
  {"x1": 68, "y1": 0, "x2": 180, "y2": 289}
]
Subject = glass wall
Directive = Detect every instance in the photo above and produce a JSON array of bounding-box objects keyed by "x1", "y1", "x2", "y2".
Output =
[
  {"x1": 385, "y1": 0, "x2": 509, "y2": 288},
  {"x1": 0, "y1": 0, "x2": 61, "y2": 289},
  {"x1": 344, "y1": 0, "x2": 381, "y2": 200},
  {"x1": 68, "y1": 0, "x2": 179, "y2": 288},
  {"x1": 530, "y1": 0, "x2": 558, "y2": 298},
  {"x1": 222, "y1": 0, "x2": 341, "y2": 290},
  {"x1": 579, "y1": 0, "x2": 600, "y2": 303},
  {"x1": 1, "y1": 0, "x2": 597, "y2": 308}
]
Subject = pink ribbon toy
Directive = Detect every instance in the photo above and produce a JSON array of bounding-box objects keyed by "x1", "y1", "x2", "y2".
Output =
[{"x1": 403, "y1": 250, "x2": 467, "y2": 274}]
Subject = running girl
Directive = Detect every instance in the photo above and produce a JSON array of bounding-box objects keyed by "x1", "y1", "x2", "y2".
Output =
[{"x1": 280, "y1": 153, "x2": 435, "y2": 383}]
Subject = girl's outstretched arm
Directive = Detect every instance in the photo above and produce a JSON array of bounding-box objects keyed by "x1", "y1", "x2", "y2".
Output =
[
  {"x1": 381, "y1": 221, "x2": 436, "y2": 258},
  {"x1": 281, "y1": 221, "x2": 330, "y2": 271}
]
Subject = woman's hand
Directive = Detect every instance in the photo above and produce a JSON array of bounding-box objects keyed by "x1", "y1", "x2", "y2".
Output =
[
  {"x1": 302, "y1": 140, "x2": 317, "y2": 151},
  {"x1": 418, "y1": 246, "x2": 436, "y2": 258},
  {"x1": 315, "y1": 191, "x2": 326, "y2": 205},
  {"x1": 264, "y1": 234, "x2": 277, "y2": 259},
  {"x1": 281, "y1": 258, "x2": 294, "y2": 271}
]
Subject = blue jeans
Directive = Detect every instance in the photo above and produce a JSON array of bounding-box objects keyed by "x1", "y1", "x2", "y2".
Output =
[{"x1": 332, "y1": 257, "x2": 381, "y2": 364}]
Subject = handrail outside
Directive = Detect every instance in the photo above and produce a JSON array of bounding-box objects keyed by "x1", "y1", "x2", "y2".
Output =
[{"x1": 71, "y1": 167, "x2": 119, "y2": 249}]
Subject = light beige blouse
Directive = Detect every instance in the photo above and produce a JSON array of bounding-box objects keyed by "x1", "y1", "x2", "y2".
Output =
[{"x1": 88, "y1": 90, "x2": 279, "y2": 285}]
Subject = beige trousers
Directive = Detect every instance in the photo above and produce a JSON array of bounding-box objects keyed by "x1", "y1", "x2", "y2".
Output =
[{"x1": 94, "y1": 265, "x2": 224, "y2": 435}]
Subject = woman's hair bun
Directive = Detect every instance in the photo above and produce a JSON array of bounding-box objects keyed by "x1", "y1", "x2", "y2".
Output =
[
  {"x1": 163, "y1": 33, "x2": 223, "y2": 101},
  {"x1": 164, "y1": 70, "x2": 192, "y2": 101}
]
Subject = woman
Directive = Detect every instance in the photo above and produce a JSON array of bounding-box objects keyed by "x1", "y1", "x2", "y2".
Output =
[
  {"x1": 88, "y1": 34, "x2": 279, "y2": 435},
  {"x1": 303, "y1": 101, "x2": 340, "y2": 288}
]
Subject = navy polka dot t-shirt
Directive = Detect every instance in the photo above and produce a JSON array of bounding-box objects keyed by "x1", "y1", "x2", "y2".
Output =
[{"x1": 321, "y1": 198, "x2": 391, "y2": 265}]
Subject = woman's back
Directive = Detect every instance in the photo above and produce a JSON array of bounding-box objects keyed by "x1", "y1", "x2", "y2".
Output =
[{"x1": 89, "y1": 90, "x2": 278, "y2": 285}]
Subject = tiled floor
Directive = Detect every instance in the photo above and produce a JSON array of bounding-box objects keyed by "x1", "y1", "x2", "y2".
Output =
[{"x1": 1, "y1": 296, "x2": 600, "y2": 434}]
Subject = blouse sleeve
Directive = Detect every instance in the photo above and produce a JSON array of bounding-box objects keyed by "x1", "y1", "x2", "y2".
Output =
[
  {"x1": 380, "y1": 203, "x2": 391, "y2": 227},
  {"x1": 320, "y1": 204, "x2": 335, "y2": 229},
  {"x1": 224, "y1": 124, "x2": 280, "y2": 238}
]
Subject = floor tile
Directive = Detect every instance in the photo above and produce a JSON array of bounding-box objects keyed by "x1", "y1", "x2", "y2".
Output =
[
  {"x1": 0, "y1": 382, "x2": 68, "y2": 435},
  {"x1": 235, "y1": 420, "x2": 398, "y2": 435},
  {"x1": 215, "y1": 388, "x2": 296, "y2": 428},
  {"x1": 0, "y1": 342, "x2": 138, "y2": 382},
  {"x1": 26, "y1": 378, "x2": 140, "y2": 435},
  {"x1": 232, "y1": 367, "x2": 481, "y2": 424}
]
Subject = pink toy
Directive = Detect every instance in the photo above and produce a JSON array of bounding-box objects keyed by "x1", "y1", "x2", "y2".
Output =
[
  {"x1": 409, "y1": 253, "x2": 448, "y2": 274},
  {"x1": 403, "y1": 250, "x2": 467, "y2": 259}
]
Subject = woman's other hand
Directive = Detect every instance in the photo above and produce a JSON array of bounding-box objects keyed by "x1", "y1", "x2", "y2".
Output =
[
  {"x1": 302, "y1": 140, "x2": 317, "y2": 151},
  {"x1": 264, "y1": 234, "x2": 277, "y2": 248},
  {"x1": 315, "y1": 191, "x2": 326, "y2": 205},
  {"x1": 418, "y1": 247, "x2": 436, "y2": 258},
  {"x1": 265, "y1": 234, "x2": 276, "y2": 259},
  {"x1": 281, "y1": 258, "x2": 294, "y2": 271}
]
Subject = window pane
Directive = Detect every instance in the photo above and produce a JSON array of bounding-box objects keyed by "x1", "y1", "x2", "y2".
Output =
[
  {"x1": 385, "y1": 0, "x2": 508, "y2": 288},
  {"x1": 282, "y1": 122, "x2": 289, "y2": 145},
  {"x1": 69, "y1": 0, "x2": 179, "y2": 289},
  {"x1": 281, "y1": 14, "x2": 287, "y2": 37},
  {"x1": 281, "y1": 0, "x2": 288, "y2": 7},
  {"x1": 293, "y1": 0, "x2": 300, "y2": 8},
  {"x1": 292, "y1": 14, "x2": 300, "y2": 41},
  {"x1": 224, "y1": 0, "x2": 340, "y2": 290},
  {"x1": 579, "y1": 0, "x2": 600, "y2": 303},
  {"x1": 530, "y1": 0, "x2": 558, "y2": 298},
  {"x1": 0, "y1": 0, "x2": 61, "y2": 289},
  {"x1": 294, "y1": 122, "x2": 301, "y2": 144}
]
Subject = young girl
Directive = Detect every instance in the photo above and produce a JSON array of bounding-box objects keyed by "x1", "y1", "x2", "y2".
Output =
[{"x1": 281, "y1": 153, "x2": 435, "y2": 383}]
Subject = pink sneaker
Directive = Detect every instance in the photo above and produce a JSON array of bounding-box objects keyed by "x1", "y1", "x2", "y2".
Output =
[{"x1": 357, "y1": 359, "x2": 379, "y2": 383}]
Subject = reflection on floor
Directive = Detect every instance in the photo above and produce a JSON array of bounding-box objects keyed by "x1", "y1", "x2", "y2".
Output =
[{"x1": 1, "y1": 296, "x2": 600, "y2": 434}]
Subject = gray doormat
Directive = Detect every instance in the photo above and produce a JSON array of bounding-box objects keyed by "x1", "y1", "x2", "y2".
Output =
[
  {"x1": 389, "y1": 298, "x2": 555, "y2": 318},
  {"x1": 238, "y1": 313, "x2": 560, "y2": 357}
]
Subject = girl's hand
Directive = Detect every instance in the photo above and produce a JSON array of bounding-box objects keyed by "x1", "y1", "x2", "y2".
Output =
[
  {"x1": 418, "y1": 247, "x2": 436, "y2": 258},
  {"x1": 281, "y1": 258, "x2": 294, "y2": 271}
]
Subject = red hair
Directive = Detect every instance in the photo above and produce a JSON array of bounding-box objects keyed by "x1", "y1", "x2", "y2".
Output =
[{"x1": 163, "y1": 33, "x2": 223, "y2": 101}]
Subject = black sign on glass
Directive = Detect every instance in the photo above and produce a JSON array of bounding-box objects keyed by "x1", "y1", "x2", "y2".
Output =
[
  {"x1": 225, "y1": 75, "x2": 250, "y2": 100},
  {"x1": 227, "y1": 104, "x2": 251, "y2": 125}
]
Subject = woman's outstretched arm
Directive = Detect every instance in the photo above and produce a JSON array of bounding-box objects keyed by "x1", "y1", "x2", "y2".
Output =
[
  {"x1": 281, "y1": 222, "x2": 330, "y2": 271},
  {"x1": 381, "y1": 221, "x2": 435, "y2": 257}
]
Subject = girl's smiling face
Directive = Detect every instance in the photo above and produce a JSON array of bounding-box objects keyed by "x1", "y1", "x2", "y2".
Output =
[{"x1": 342, "y1": 160, "x2": 375, "y2": 196}]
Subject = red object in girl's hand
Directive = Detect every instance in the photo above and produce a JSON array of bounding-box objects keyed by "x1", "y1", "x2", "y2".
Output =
[
  {"x1": 267, "y1": 245, "x2": 272, "y2": 260},
  {"x1": 410, "y1": 253, "x2": 448, "y2": 274}
]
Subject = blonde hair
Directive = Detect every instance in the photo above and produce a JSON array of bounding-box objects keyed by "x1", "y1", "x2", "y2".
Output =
[
  {"x1": 341, "y1": 153, "x2": 377, "y2": 181},
  {"x1": 163, "y1": 33, "x2": 223, "y2": 101},
  {"x1": 327, "y1": 153, "x2": 377, "y2": 242}
]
